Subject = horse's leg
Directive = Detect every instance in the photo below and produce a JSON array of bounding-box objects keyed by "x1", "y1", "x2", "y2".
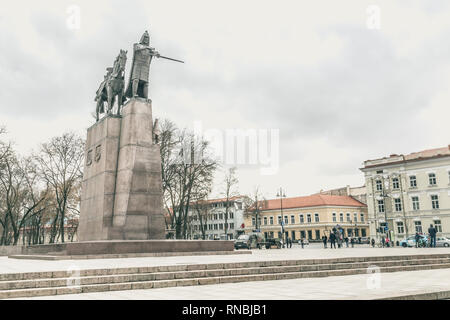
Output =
[
  {"x1": 107, "y1": 85, "x2": 113, "y2": 114},
  {"x1": 95, "y1": 100, "x2": 99, "y2": 122},
  {"x1": 117, "y1": 89, "x2": 123, "y2": 116}
]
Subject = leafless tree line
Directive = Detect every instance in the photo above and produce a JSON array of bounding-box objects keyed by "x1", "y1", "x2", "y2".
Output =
[{"x1": 0, "y1": 128, "x2": 84, "y2": 246}]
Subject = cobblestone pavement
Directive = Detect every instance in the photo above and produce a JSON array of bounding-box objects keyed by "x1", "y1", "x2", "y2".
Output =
[
  {"x1": 13, "y1": 268, "x2": 450, "y2": 300},
  {"x1": 1, "y1": 246, "x2": 449, "y2": 275}
]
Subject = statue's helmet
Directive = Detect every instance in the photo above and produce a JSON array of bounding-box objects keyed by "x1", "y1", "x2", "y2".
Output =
[{"x1": 140, "y1": 31, "x2": 150, "y2": 46}]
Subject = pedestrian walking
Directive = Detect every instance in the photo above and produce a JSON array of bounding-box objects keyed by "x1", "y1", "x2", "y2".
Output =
[
  {"x1": 428, "y1": 224, "x2": 437, "y2": 248},
  {"x1": 322, "y1": 235, "x2": 328, "y2": 248},
  {"x1": 351, "y1": 237, "x2": 354, "y2": 248},
  {"x1": 371, "y1": 238, "x2": 375, "y2": 248},
  {"x1": 381, "y1": 237, "x2": 385, "y2": 248},
  {"x1": 345, "y1": 237, "x2": 349, "y2": 248},
  {"x1": 289, "y1": 237, "x2": 293, "y2": 248},
  {"x1": 415, "y1": 232, "x2": 421, "y2": 248},
  {"x1": 329, "y1": 232, "x2": 336, "y2": 249},
  {"x1": 300, "y1": 238, "x2": 304, "y2": 249}
]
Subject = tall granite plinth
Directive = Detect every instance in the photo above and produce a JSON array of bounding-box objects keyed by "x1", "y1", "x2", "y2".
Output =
[
  {"x1": 78, "y1": 98, "x2": 165, "y2": 241},
  {"x1": 78, "y1": 115, "x2": 121, "y2": 240},
  {"x1": 111, "y1": 98, "x2": 165, "y2": 240}
]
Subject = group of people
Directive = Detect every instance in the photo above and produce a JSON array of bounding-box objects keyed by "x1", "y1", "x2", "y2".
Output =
[
  {"x1": 320, "y1": 226, "x2": 364, "y2": 249},
  {"x1": 414, "y1": 224, "x2": 438, "y2": 248}
]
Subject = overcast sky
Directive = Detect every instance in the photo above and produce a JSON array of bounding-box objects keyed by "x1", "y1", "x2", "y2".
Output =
[{"x1": 1, "y1": 0, "x2": 450, "y2": 199}]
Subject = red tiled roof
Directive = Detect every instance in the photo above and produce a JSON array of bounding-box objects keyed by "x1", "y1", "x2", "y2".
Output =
[
  {"x1": 363, "y1": 145, "x2": 450, "y2": 169},
  {"x1": 260, "y1": 194, "x2": 366, "y2": 211},
  {"x1": 404, "y1": 146, "x2": 450, "y2": 161}
]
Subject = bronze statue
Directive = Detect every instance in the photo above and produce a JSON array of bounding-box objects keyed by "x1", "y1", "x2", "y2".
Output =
[
  {"x1": 95, "y1": 67, "x2": 113, "y2": 121},
  {"x1": 107, "y1": 49, "x2": 127, "y2": 116},
  {"x1": 95, "y1": 50, "x2": 127, "y2": 121},
  {"x1": 95, "y1": 31, "x2": 183, "y2": 121},
  {"x1": 125, "y1": 31, "x2": 183, "y2": 99}
]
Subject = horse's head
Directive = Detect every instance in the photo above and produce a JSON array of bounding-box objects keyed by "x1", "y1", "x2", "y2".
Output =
[{"x1": 117, "y1": 49, "x2": 127, "y2": 71}]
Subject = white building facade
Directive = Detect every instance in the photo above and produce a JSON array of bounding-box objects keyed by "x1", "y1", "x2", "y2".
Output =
[
  {"x1": 361, "y1": 146, "x2": 450, "y2": 242},
  {"x1": 188, "y1": 196, "x2": 246, "y2": 240}
]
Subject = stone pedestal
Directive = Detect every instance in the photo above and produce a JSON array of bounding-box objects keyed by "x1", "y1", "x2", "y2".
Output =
[{"x1": 78, "y1": 98, "x2": 165, "y2": 241}]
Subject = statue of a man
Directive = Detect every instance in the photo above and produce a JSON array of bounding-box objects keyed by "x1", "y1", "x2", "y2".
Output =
[{"x1": 125, "y1": 31, "x2": 160, "y2": 99}]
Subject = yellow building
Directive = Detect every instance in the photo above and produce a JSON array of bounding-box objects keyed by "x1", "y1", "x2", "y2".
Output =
[{"x1": 243, "y1": 194, "x2": 368, "y2": 241}]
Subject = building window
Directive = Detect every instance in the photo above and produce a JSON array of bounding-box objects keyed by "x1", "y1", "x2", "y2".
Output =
[
  {"x1": 263, "y1": 217, "x2": 267, "y2": 225},
  {"x1": 394, "y1": 198, "x2": 402, "y2": 212},
  {"x1": 214, "y1": 214, "x2": 218, "y2": 220},
  {"x1": 353, "y1": 213, "x2": 358, "y2": 223},
  {"x1": 332, "y1": 213, "x2": 337, "y2": 222},
  {"x1": 300, "y1": 231, "x2": 306, "y2": 239},
  {"x1": 360, "y1": 213, "x2": 365, "y2": 222},
  {"x1": 290, "y1": 215, "x2": 295, "y2": 224},
  {"x1": 431, "y1": 195, "x2": 439, "y2": 209},
  {"x1": 229, "y1": 212, "x2": 234, "y2": 219},
  {"x1": 339, "y1": 213, "x2": 344, "y2": 222},
  {"x1": 410, "y1": 175, "x2": 417, "y2": 188},
  {"x1": 415, "y1": 221, "x2": 422, "y2": 233},
  {"x1": 346, "y1": 213, "x2": 351, "y2": 222},
  {"x1": 434, "y1": 220, "x2": 442, "y2": 233},
  {"x1": 315, "y1": 230, "x2": 320, "y2": 240},
  {"x1": 291, "y1": 231, "x2": 296, "y2": 240},
  {"x1": 361, "y1": 229, "x2": 367, "y2": 237},
  {"x1": 214, "y1": 224, "x2": 218, "y2": 230},
  {"x1": 392, "y1": 177, "x2": 400, "y2": 189},
  {"x1": 307, "y1": 230, "x2": 312, "y2": 239},
  {"x1": 299, "y1": 215, "x2": 304, "y2": 223},
  {"x1": 230, "y1": 223, "x2": 234, "y2": 229},
  {"x1": 252, "y1": 218, "x2": 255, "y2": 226},
  {"x1": 270, "y1": 216, "x2": 274, "y2": 225},
  {"x1": 397, "y1": 222, "x2": 404, "y2": 234},
  {"x1": 219, "y1": 223, "x2": 224, "y2": 230},
  {"x1": 277, "y1": 216, "x2": 282, "y2": 225},
  {"x1": 429, "y1": 173, "x2": 437, "y2": 186},
  {"x1": 314, "y1": 213, "x2": 319, "y2": 223},
  {"x1": 307, "y1": 214, "x2": 312, "y2": 223},
  {"x1": 278, "y1": 232, "x2": 282, "y2": 239},
  {"x1": 412, "y1": 196, "x2": 420, "y2": 211},
  {"x1": 376, "y1": 180, "x2": 382, "y2": 191},
  {"x1": 377, "y1": 200, "x2": 385, "y2": 213},
  {"x1": 284, "y1": 216, "x2": 289, "y2": 224},
  {"x1": 219, "y1": 213, "x2": 223, "y2": 220}
]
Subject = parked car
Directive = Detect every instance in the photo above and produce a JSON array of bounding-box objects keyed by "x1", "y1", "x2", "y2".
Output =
[
  {"x1": 360, "y1": 237, "x2": 370, "y2": 244},
  {"x1": 234, "y1": 233, "x2": 265, "y2": 249},
  {"x1": 399, "y1": 235, "x2": 428, "y2": 247},
  {"x1": 436, "y1": 237, "x2": 450, "y2": 247}
]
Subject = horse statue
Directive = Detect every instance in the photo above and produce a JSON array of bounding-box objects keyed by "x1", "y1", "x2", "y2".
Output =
[{"x1": 95, "y1": 49, "x2": 127, "y2": 121}]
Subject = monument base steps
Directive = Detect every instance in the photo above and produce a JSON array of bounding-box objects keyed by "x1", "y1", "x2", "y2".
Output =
[{"x1": 2, "y1": 253, "x2": 450, "y2": 299}]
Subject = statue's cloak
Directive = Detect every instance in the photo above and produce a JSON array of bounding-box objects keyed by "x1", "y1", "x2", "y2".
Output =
[{"x1": 125, "y1": 43, "x2": 155, "y2": 98}]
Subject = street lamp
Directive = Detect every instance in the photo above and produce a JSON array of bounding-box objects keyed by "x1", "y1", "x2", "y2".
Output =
[
  {"x1": 379, "y1": 187, "x2": 391, "y2": 246},
  {"x1": 276, "y1": 187, "x2": 286, "y2": 248}
]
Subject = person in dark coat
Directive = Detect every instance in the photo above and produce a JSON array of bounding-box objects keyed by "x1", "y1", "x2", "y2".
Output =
[
  {"x1": 415, "y1": 232, "x2": 421, "y2": 248},
  {"x1": 428, "y1": 224, "x2": 437, "y2": 248},
  {"x1": 329, "y1": 232, "x2": 336, "y2": 249},
  {"x1": 322, "y1": 235, "x2": 328, "y2": 248}
]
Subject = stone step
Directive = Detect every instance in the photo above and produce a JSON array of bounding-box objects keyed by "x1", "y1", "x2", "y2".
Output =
[
  {"x1": 2, "y1": 257, "x2": 450, "y2": 291},
  {"x1": 2, "y1": 262, "x2": 450, "y2": 299},
  {"x1": 2, "y1": 253, "x2": 450, "y2": 282}
]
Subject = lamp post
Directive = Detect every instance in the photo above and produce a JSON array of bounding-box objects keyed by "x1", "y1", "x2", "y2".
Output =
[
  {"x1": 379, "y1": 187, "x2": 391, "y2": 246},
  {"x1": 276, "y1": 188, "x2": 286, "y2": 248}
]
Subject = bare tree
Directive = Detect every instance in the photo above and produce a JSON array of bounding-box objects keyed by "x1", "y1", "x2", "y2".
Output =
[
  {"x1": 0, "y1": 151, "x2": 48, "y2": 245},
  {"x1": 34, "y1": 132, "x2": 84, "y2": 243},
  {"x1": 243, "y1": 186, "x2": 268, "y2": 233},
  {"x1": 221, "y1": 167, "x2": 239, "y2": 239},
  {"x1": 159, "y1": 120, "x2": 218, "y2": 239}
]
